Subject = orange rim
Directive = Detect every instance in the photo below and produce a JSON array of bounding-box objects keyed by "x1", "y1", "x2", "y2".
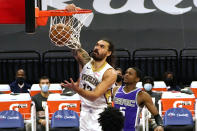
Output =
[
  {"x1": 35, "y1": 7, "x2": 92, "y2": 26},
  {"x1": 40, "y1": 9, "x2": 92, "y2": 16}
]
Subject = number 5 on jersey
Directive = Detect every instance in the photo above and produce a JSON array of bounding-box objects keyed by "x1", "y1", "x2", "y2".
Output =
[{"x1": 120, "y1": 106, "x2": 126, "y2": 116}]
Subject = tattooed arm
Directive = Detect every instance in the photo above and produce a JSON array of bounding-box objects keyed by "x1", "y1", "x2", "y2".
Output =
[
  {"x1": 66, "y1": 4, "x2": 91, "y2": 67},
  {"x1": 72, "y1": 48, "x2": 91, "y2": 67}
]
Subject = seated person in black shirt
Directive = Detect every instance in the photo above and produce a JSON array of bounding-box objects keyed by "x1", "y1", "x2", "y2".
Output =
[
  {"x1": 9, "y1": 69, "x2": 31, "y2": 93},
  {"x1": 32, "y1": 76, "x2": 50, "y2": 131},
  {"x1": 163, "y1": 71, "x2": 182, "y2": 91}
]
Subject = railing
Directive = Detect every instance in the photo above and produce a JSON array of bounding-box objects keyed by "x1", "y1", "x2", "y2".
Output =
[
  {"x1": 0, "y1": 48, "x2": 197, "y2": 84},
  {"x1": 180, "y1": 48, "x2": 197, "y2": 85},
  {"x1": 0, "y1": 50, "x2": 41, "y2": 84},
  {"x1": 42, "y1": 50, "x2": 79, "y2": 83},
  {"x1": 114, "y1": 48, "x2": 131, "y2": 72},
  {"x1": 133, "y1": 48, "x2": 178, "y2": 81}
]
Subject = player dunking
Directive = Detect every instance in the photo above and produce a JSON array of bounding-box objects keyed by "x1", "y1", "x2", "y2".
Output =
[
  {"x1": 62, "y1": 39, "x2": 116, "y2": 131},
  {"x1": 113, "y1": 67, "x2": 164, "y2": 131},
  {"x1": 62, "y1": 5, "x2": 117, "y2": 130}
]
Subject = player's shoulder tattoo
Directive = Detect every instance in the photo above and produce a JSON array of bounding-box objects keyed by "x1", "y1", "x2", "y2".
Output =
[{"x1": 75, "y1": 48, "x2": 91, "y2": 66}]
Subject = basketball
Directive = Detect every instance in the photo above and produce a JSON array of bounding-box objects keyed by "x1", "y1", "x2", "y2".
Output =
[{"x1": 49, "y1": 23, "x2": 72, "y2": 46}]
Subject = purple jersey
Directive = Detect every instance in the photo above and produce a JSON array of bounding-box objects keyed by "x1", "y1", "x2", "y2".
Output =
[{"x1": 114, "y1": 86, "x2": 142, "y2": 131}]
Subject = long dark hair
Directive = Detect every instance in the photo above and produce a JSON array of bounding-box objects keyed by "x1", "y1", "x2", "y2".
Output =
[{"x1": 102, "y1": 39, "x2": 116, "y2": 67}]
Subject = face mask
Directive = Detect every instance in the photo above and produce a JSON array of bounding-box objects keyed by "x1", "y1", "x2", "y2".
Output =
[
  {"x1": 16, "y1": 77, "x2": 25, "y2": 85},
  {"x1": 116, "y1": 75, "x2": 122, "y2": 82},
  {"x1": 144, "y1": 83, "x2": 153, "y2": 91},
  {"x1": 165, "y1": 78, "x2": 174, "y2": 86},
  {"x1": 41, "y1": 84, "x2": 49, "y2": 93}
]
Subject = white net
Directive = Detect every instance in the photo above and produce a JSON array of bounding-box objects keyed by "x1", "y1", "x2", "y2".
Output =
[{"x1": 49, "y1": 12, "x2": 92, "y2": 49}]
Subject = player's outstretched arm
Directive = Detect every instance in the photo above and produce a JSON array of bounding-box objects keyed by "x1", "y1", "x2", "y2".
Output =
[
  {"x1": 65, "y1": 4, "x2": 91, "y2": 67},
  {"x1": 62, "y1": 68, "x2": 117, "y2": 101},
  {"x1": 72, "y1": 48, "x2": 91, "y2": 67},
  {"x1": 138, "y1": 91, "x2": 164, "y2": 131}
]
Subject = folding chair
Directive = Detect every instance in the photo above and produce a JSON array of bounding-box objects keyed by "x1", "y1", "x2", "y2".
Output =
[
  {"x1": 0, "y1": 110, "x2": 25, "y2": 131},
  {"x1": 163, "y1": 108, "x2": 194, "y2": 131},
  {"x1": 50, "y1": 110, "x2": 79, "y2": 131},
  {"x1": 0, "y1": 84, "x2": 11, "y2": 94},
  {"x1": 0, "y1": 93, "x2": 36, "y2": 131},
  {"x1": 45, "y1": 93, "x2": 81, "y2": 131},
  {"x1": 158, "y1": 92, "x2": 195, "y2": 117}
]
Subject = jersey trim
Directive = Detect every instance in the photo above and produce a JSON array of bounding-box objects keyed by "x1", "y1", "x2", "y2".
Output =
[
  {"x1": 104, "y1": 88, "x2": 113, "y2": 106},
  {"x1": 135, "y1": 89, "x2": 142, "y2": 129},
  {"x1": 135, "y1": 89, "x2": 142, "y2": 107},
  {"x1": 135, "y1": 107, "x2": 142, "y2": 129},
  {"x1": 122, "y1": 87, "x2": 139, "y2": 94},
  {"x1": 91, "y1": 61, "x2": 107, "y2": 72}
]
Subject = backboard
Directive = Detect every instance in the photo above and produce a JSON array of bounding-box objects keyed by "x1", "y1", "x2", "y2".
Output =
[{"x1": 0, "y1": 0, "x2": 40, "y2": 33}]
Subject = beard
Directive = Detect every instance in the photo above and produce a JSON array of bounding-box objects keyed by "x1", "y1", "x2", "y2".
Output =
[{"x1": 92, "y1": 50, "x2": 106, "y2": 61}]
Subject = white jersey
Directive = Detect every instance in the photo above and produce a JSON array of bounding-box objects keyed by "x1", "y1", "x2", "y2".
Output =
[{"x1": 79, "y1": 60, "x2": 114, "y2": 109}]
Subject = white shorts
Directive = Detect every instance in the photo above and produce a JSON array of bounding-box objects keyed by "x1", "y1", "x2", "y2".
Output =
[{"x1": 80, "y1": 107, "x2": 104, "y2": 131}]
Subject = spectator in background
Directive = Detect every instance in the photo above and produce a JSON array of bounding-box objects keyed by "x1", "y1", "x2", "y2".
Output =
[
  {"x1": 115, "y1": 68, "x2": 123, "y2": 87},
  {"x1": 163, "y1": 71, "x2": 182, "y2": 91},
  {"x1": 10, "y1": 69, "x2": 31, "y2": 93},
  {"x1": 32, "y1": 76, "x2": 50, "y2": 131},
  {"x1": 142, "y1": 76, "x2": 162, "y2": 131},
  {"x1": 98, "y1": 106, "x2": 124, "y2": 131},
  {"x1": 142, "y1": 76, "x2": 162, "y2": 110}
]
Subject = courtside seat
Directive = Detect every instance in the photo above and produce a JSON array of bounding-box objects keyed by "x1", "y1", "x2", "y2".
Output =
[
  {"x1": 153, "y1": 81, "x2": 167, "y2": 91},
  {"x1": 0, "y1": 93, "x2": 36, "y2": 131},
  {"x1": 45, "y1": 94, "x2": 81, "y2": 131},
  {"x1": 163, "y1": 108, "x2": 194, "y2": 131},
  {"x1": 50, "y1": 110, "x2": 79, "y2": 131},
  {"x1": 30, "y1": 83, "x2": 63, "y2": 96},
  {"x1": 0, "y1": 84, "x2": 11, "y2": 94},
  {"x1": 159, "y1": 92, "x2": 195, "y2": 117},
  {"x1": 0, "y1": 110, "x2": 25, "y2": 131},
  {"x1": 47, "y1": 93, "x2": 81, "y2": 118},
  {"x1": 0, "y1": 93, "x2": 32, "y2": 119}
]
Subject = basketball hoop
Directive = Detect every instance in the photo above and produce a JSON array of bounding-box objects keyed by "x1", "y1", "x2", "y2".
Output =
[{"x1": 35, "y1": 8, "x2": 92, "y2": 49}]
